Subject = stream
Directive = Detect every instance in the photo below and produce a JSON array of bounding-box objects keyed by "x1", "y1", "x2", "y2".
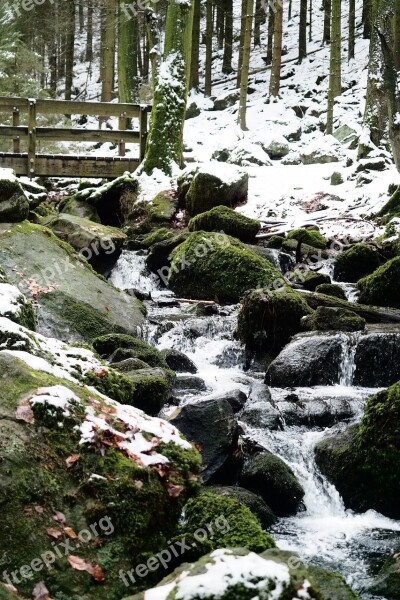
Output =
[{"x1": 109, "y1": 250, "x2": 400, "y2": 599}]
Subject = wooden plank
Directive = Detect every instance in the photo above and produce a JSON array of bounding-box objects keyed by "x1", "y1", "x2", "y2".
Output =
[
  {"x1": 36, "y1": 99, "x2": 141, "y2": 118},
  {"x1": 0, "y1": 153, "x2": 140, "y2": 178},
  {"x1": 28, "y1": 100, "x2": 37, "y2": 178},
  {"x1": 0, "y1": 97, "x2": 29, "y2": 111},
  {"x1": 35, "y1": 127, "x2": 140, "y2": 143},
  {"x1": 12, "y1": 110, "x2": 20, "y2": 153},
  {"x1": 0, "y1": 126, "x2": 28, "y2": 139},
  {"x1": 139, "y1": 106, "x2": 148, "y2": 162}
]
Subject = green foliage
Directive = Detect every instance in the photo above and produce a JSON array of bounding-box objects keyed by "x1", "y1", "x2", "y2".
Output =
[
  {"x1": 188, "y1": 206, "x2": 260, "y2": 242},
  {"x1": 334, "y1": 244, "x2": 380, "y2": 283},
  {"x1": 357, "y1": 256, "x2": 400, "y2": 308},
  {"x1": 286, "y1": 228, "x2": 327, "y2": 249}
]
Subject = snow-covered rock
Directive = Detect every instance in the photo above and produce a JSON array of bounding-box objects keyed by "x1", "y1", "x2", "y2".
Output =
[{"x1": 300, "y1": 136, "x2": 344, "y2": 165}]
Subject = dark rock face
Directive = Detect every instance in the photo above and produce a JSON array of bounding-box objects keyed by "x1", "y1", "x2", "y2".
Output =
[
  {"x1": 302, "y1": 306, "x2": 366, "y2": 333},
  {"x1": 266, "y1": 333, "x2": 343, "y2": 387},
  {"x1": 173, "y1": 374, "x2": 208, "y2": 395},
  {"x1": 169, "y1": 398, "x2": 239, "y2": 483},
  {"x1": 0, "y1": 178, "x2": 29, "y2": 223},
  {"x1": 160, "y1": 348, "x2": 198, "y2": 373},
  {"x1": 368, "y1": 548, "x2": 400, "y2": 599},
  {"x1": 239, "y1": 451, "x2": 305, "y2": 516},
  {"x1": 199, "y1": 389, "x2": 247, "y2": 413},
  {"x1": 354, "y1": 332, "x2": 400, "y2": 387}
]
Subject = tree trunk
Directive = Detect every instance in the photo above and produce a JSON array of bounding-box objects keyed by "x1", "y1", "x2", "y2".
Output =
[
  {"x1": 288, "y1": 0, "x2": 292, "y2": 20},
  {"x1": 269, "y1": 0, "x2": 283, "y2": 97},
  {"x1": 143, "y1": 0, "x2": 195, "y2": 175},
  {"x1": 309, "y1": 0, "x2": 313, "y2": 41},
  {"x1": 363, "y1": 0, "x2": 372, "y2": 39},
  {"x1": 190, "y1": 0, "x2": 201, "y2": 87},
  {"x1": 254, "y1": 0, "x2": 262, "y2": 46},
  {"x1": 118, "y1": 0, "x2": 139, "y2": 103},
  {"x1": 237, "y1": 0, "x2": 247, "y2": 86},
  {"x1": 266, "y1": 5, "x2": 275, "y2": 65},
  {"x1": 348, "y1": 0, "x2": 355, "y2": 60},
  {"x1": 205, "y1": 0, "x2": 213, "y2": 95},
  {"x1": 299, "y1": 0, "x2": 307, "y2": 62},
  {"x1": 86, "y1": 0, "x2": 93, "y2": 63},
  {"x1": 222, "y1": 0, "x2": 233, "y2": 73},
  {"x1": 101, "y1": 0, "x2": 116, "y2": 102},
  {"x1": 217, "y1": 2, "x2": 224, "y2": 49},
  {"x1": 323, "y1": 0, "x2": 331, "y2": 44},
  {"x1": 326, "y1": 0, "x2": 341, "y2": 134},
  {"x1": 238, "y1": 0, "x2": 254, "y2": 130},
  {"x1": 146, "y1": 8, "x2": 161, "y2": 91},
  {"x1": 65, "y1": 0, "x2": 75, "y2": 101},
  {"x1": 394, "y1": 0, "x2": 400, "y2": 71}
]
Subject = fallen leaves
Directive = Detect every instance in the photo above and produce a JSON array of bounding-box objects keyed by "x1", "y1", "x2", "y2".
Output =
[
  {"x1": 67, "y1": 555, "x2": 105, "y2": 582},
  {"x1": 15, "y1": 400, "x2": 35, "y2": 424},
  {"x1": 46, "y1": 528, "x2": 63, "y2": 540},
  {"x1": 167, "y1": 483, "x2": 184, "y2": 498},
  {"x1": 32, "y1": 581, "x2": 52, "y2": 600},
  {"x1": 64, "y1": 527, "x2": 78, "y2": 539},
  {"x1": 65, "y1": 454, "x2": 80, "y2": 468},
  {"x1": 53, "y1": 511, "x2": 66, "y2": 524}
]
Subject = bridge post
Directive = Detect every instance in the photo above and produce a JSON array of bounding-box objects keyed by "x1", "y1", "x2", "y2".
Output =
[
  {"x1": 12, "y1": 107, "x2": 20, "y2": 153},
  {"x1": 118, "y1": 113, "x2": 127, "y2": 157},
  {"x1": 139, "y1": 106, "x2": 148, "y2": 162},
  {"x1": 28, "y1": 99, "x2": 37, "y2": 178}
]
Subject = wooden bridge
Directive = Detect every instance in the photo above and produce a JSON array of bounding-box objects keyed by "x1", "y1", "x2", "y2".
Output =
[{"x1": 0, "y1": 97, "x2": 151, "y2": 179}]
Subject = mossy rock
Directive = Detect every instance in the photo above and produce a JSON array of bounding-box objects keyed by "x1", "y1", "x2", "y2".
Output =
[
  {"x1": 111, "y1": 357, "x2": 151, "y2": 372},
  {"x1": 334, "y1": 244, "x2": 380, "y2": 283},
  {"x1": 0, "y1": 222, "x2": 144, "y2": 343},
  {"x1": 168, "y1": 232, "x2": 283, "y2": 303},
  {"x1": 93, "y1": 334, "x2": 166, "y2": 368},
  {"x1": 315, "y1": 283, "x2": 347, "y2": 300},
  {"x1": 127, "y1": 227, "x2": 176, "y2": 250},
  {"x1": 236, "y1": 287, "x2": 312, "y2": 357},
  {"x1": 159, "y1": 348, "x2": 197, "y2": 374},
  {"x1": 369, "y1": 548, "x2": 400, "y2": 599},
  {"x1": 302, "y1": 307, "x2": 366, "y2": 332},
  {"x1": 0, "y1": 352, "x2": 200, "y2": 600},
  {"x1": 239, "y1": 452, "x2": 305, "y2": 517},
  {"x1": 124, "y1": 547, "x2": 359, "y2": 600},
  {"x1": 357, "y1": 256, "x2": 400, "y2": 308},
  {"x1": 293, "y1": 270, "x2": 331, "y2": 291},
  {"x1": 315, "y1": 380, "x2": 400, "y2": 518},
  {"x1": 0, "y1": 176, "x2": 29, "y2": 223},
  {"x1": 286, "y1": 228, "x2": 327, "y2": 249},
  {"x1": 307, "y1": 565, "x2": 360, "y2": 599},
  {"x1": 264, "y1": 235, "x2": 285, "y2": 249},
  {"x1": 282, "y1": 238, "x2": 329, "y2": 258},
  {"x1": 182, "y1": 490, "x2": 275, "y2": 554},
  {"x1": 146, "y1": 232, "x2": 189, "y2": 276},
  {"x1": 209, "y1": 485, "x2": 277, "y2": 529},
  {"x1": 127, "y1": 192, "x2": 178, "y2": 234},
  {"x1": 188, "y1": 206, "x2": 260, "y2": 243},
  {"x1": 58, "y1": 196, "x2": 101, "y2": 222}
]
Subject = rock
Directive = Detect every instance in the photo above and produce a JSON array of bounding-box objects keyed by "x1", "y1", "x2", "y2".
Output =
[
  {"x1": 160, "y1": 348, "x2": 197, "y2": 373},
  {"x1": 331, "y1": 171, "x2": 344, "y2": 185},
  {"x1": 111, "y1": 357, "x2": 150, "y2": 372},
  {"x1": 0, "y1": 176, "x2": 29, "y2": 222},
  {"x1": 294, "y1": 270, "x2": 331, "y2": 291},
  {"x1": 178, "y1": 163, "x2": 249, "y2": 217},
  {"x1": 262, "y1": 235, "x2": 285, "y2": 249},
  {"x1": 0, "y1": 350, "x2": 200, "y2": 599},
  {"x1": 210, "y1": 485, "x2": 277, "y2": 528},
  {"x1": 188, "y1": 206, "x2": 260, "y2": 243},
  {"x1": 300, "y1": 136, "x2": 342, "y2": 165},
  {"x1": 0, "y1": 283, "x2": 36, "y2": 330},
  {"x1": 302, "y1": 307, "x2": 366, "y2": 332},
  {"x1": 58, "y1": 196, "x2": 100, "y2": 222},
  {"x1": 316, "y1": 379, "x2": 400, "y2": 518},
  {"x1": 44, "y1": 213, "x2": 126, "y2": 271},
  {"x1": 185, "y1": 101, "x2": 201, "y2": 119},
  {"x1": 125, "y1": 548, "x2": 359, "y2": 600},
  {"x1": 356, "y1": 157, "x2": 387, "y2": 172},
  {"x1": 266, "y1": 333, "x2": 344, "y2": 387},
  {"x1": 227, "y1": 142, "x2": 272, "y2": 167},
  {"x1": 74, "y1": 172, "x2": 139, "y2": 227},
  {"x1": 213, "y1": 90, "x2": 240, "y2": 110},
  {"x1": 173, "y1": 374, "x2": 208, "y2": 394},
  {"x1": 358, "y1": 256, "x2": 400, "y2": 308},
  {"x1": 333, "y1": 124, "x2": 359, "y2": 147},
  {"x1": 261, "y1": 135, "x2": 290, "y2": 159},
  {"x1": 286, "y1": 228, "x2": 327, "y2": 249},
  {"x1": 169, "y1": 398, "x2": 239, "y2": 482},
  {"x1": 128, "y1": 191, "x2": 178, "y2": 234},
  {"x1": 368, "y1": 548, "x2": 400, "y2": 599},
  {"x1": 236, "y1": 287, "x2": 312, "y2": 357},
  {"x1": 239, "y1": 451, "x2": 305, "y2": 516},
  {"x1": 93, "y1": 333, "x2": 166, "y2": 368},
  {"x1": 0, "y1": 222, "x2": 144, "y2": 343},
  {"x1": 334, "y1": 244, "x2": 380, "y2": 282},
  {"x1": 146, "y1": 232, "x2": 188, "y2": 276},
  {"x1": 168, "y1": 232, "x2": 283, "y2": 303},
  {"x1": 197, "y1": 389, "x2": 247, "y2": 413},
  {"x1": 255, "y1": 246, "x2": 295, "y2": 274},
  {"x1": 127, "y1": 227, "x2": 175, "y2": 250},
  {"x1": 353, "y1": 331, "x2": 400, "y2": 387},
  {"x1": 315, "y1": 283, "x2": 347, "y2": 300}
]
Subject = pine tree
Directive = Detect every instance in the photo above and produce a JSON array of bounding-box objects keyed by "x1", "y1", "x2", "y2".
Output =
[
  {"x1": 238, "y1": 0, "x2": 254, "y2": 129},
  {"x1": 269, "y1": 0, "x2": 283, "y2": 97},
  {"x1": 118, "y1": 3, "x2": 139, "y2": 103},
  {"x1": 299, "y1": 0, "x2": 307, "y2": 62},
  {"x1": 326, "y1": 0, "x2": 341, "y2": 134}
]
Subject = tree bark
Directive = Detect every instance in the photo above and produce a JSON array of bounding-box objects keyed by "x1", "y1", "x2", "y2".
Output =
[
  {"x1": 269, "y1": 0, "x2": 283, "y2": 97},
  {"x1": 101, "y1": 0, "x2": 116, "y2": 102},
  {"x1": 237, "y1": 0, "x2": 248, "y2": 86},
  {"x1": 323, "y1": 0, "x2": 331, "y2": 44},
  {"x1": 86, "y1": 0, "x2": 94, "y2": 63},
  {"x1": 326, "y1": 0, "x2": 341, "y2": 134},
  {"x1": 118, "y1": 0, "x2": 139, "y2": 103},
  {"x1": 363, "y1": 0, "x2": 373, "y2": 39},
  {"x1": 299, "y1": 0, "x2": 307, "y2": 62},
  {"x1": 348, "y1": 0, "x2": 355, "y2": 60},
  {"x1": 65, "y1": 0, "x2": 75, "y2": 101},
  {"x1": 222, "y1": 0, "x2": 233, "y2": 73},
  {"x1": 190, "y1": 0, "x2": 201, "y2": 87},
  {"x1": 266, "y1": 4, "x2": 275, "y2": 65},
  {"x1": 238, "y1": 0, "x2": 254, "y2": 129},
  {"x1": 205, "y1": 0, "x2": 213, "y2": 95}
]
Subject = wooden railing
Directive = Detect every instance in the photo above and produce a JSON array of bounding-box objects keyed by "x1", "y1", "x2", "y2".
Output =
[{"x1": 0, "y1": 97, "x2": 151, "y2": 178}]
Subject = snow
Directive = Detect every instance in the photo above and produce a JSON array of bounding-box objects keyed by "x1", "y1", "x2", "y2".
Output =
[
  {"x1": 30, "y1": 385, "x2": 81, "y2": 416},
  {"x1": 0, "y1": 283, "x2": 27, "y2": 319}
]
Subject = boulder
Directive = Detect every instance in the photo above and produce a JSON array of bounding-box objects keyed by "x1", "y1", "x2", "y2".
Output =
[
  {"x1": 172, "y1": 374, "x2": 208, "y2": 394},
  {"x1": 178, "y1": 164, "x2": 249, "y2": 217},
  {"x1": 368, "y1": 548, "x2": 400, "y2": 599},
  {"x1": 226, "y1": 142, "x2": 272, "y2": 167},
  {"x1": 169, "y1": 398, "x2": 239, "y2": 482},
  {"x1": 168, "y1": 232, "x2": 283, "y2": 303},
  {"x1": 266, "y1": 333, "x2": 344, "y2": 387},
  {"x1": 58, "y1": 196, "x2": 100, "y2": 222},
  {"x1": 300, "y1": 136, "x2": 342, "y2": 165},
  {"x1": 125, "y1": 548, "x2": 359, "y2": 600},
  {"x1": 302, "y1": 307, "x2": 366, "y2": 332},
  {"x1": 127, "y1": 227, "x2": 175, "y2": 250},
  {"x1": 0, "y1": 176, "x2": 29, "y2": 222},
  {"x1": 333, "y1": 123, "x2": 359, "y2": 147},
  {"x1": 213, "y1": 90, "x2": 240, "y2": 110},
  {"x1": 286, "y1": 228, "x2": 327, "y2": 249},
  {"x1": 315, "y1": 283, "x2": 347, "y2": 300},
  {"x1": 188, "y1": 206, "x2": 260, "y2": 242},
  {"x1": 294, "y1": 270, "x2": 331, "y2": 291},
  {"x1": 236, "y1": 287, "x2": 312, "y2": 357},
  {"x1": 210, "y1": 485, "x2": 277, "y2": 528},
  {"x1": 353, "y1": 331, "x2": 400, "y2": 387},
  {"x1": 0, "y1": 283, "x2": 36, "y2": 330},
  {"x1": 333, "y1": 244, "x2": 380, "y2": 282},
  {"x1": 198, "y1": 389, "x2": 247, "y2": 413},
  {"x1": 358, "y1": 257, "x2": 400, "y2": 308},
  {"x1": 0, "y1": 350, "x2": 200, "y2": 600},
  {"x1": 93, "y1": 333, "x2": 166, "y2": 367},
  {"x1": 239, "y1": 451, "x2": 305, "y2": 516},
  {"x1": 0, "y1": 222, "x2": 144, "y2": 343},
  {"x1": 331, "y1": 171, "x2": 345, "y2": 185},
  {"x1": 254, "y1": 246, "x2": 295, "y2": 274},
  {"x1": 315, "y1": 380, "x2": 400, "y2": 518},
  {"x1": 146, "y1": 232, "x2": 189, "y2": 276},
  {"x1": 261, "y1": 134, "x2": 290, "y2": 159},
  {"x1": 159, "y1": 347, "x2": 197, "y2": 373}
]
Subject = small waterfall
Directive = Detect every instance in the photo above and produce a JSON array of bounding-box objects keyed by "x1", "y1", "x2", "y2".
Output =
[
  {"x1": 109, "y1": 250, "x2": 162, "y2": 295},
  {"x1": 338, "y1": 332, "x2": 361, "y2": 387}
]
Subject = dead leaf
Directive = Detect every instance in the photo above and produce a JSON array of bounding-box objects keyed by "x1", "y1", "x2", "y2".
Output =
[
  {"x1": 100, "y1": 405, "x2": 117, "y2": 415},
  {"x1": 53, "y1": 511, "x2": 66, "y2": 523},
  {"x1": 65, "y1": 454, "x2": 80, "y2": 468},
  {"x1": 32, "y1": 581, "x2": 51, "y2": 600},
  {"x1": 16, "y1": 401, "x2": 35, "y2": 424},
  {"x1": 167, "y1": 484, "x2": 184, "y2": 498},
  {"x1": 46, "y1": 528, "x2": 63, "y2": 540},
  {"x1": 67, "y1": 556, "x2": 105, "y2": 582},
  {"x1": 34, "y1": 506, "x2": 44, "y2": 515},
  {"x1": 64, "y1": 527, "x2": 78, "y2": 539}
]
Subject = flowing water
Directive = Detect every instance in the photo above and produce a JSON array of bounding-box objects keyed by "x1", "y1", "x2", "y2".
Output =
[{"x1": 110, "y1": 251, "x2": 400, "y2": 598}]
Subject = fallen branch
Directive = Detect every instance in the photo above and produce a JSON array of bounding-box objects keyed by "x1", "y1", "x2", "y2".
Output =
[{"x1": 300, "y1": 290, "x2": 400, "y2": 323}]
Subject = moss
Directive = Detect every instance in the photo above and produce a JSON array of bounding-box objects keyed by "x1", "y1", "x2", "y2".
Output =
[
  {"x1": 236, "y1": 287, "x2": 312, "y2": 357},
  {"x1": 292, "y1": 270, "x2": 331, "y2": 291},
  {"x1": 127, "y1": 227, "x2": 176, "y2": 250},
  {"x1": 264, "y1": 235, "x2": 285, "y2": 249},
  {"x1": 357, "y1": 256, "x2": 400, "y2": 308},
  {"x1": 182, "y1": 490, "x2": 276, "y2": 553},
  {"x1": 93, "y1": 334, "x2": 166, "y2": 367},
  {"x1": 184, "y1": 170, "x2": 249, "y2": 217},
  {"x1": 168, "y1": 232, "x2": 283, "y2": 303},
  {"x1": 315, "y1": 283, "x2": 347, "y2": 300},
  {"x1": 59, "y1": 196, "x2": 101, "y2": 222},
  {"x1": 188, "y1": 206, "x2": 260, "y2": 243},
  {"x1": 334, "y1": 244, "x2": 380, "y2": 283},
  {"x1": 286, "y1": 228, "x2": 327, "y2": 249},
  {"x1": 209, "y1": 486, "x2": 277, "y2": 529},
  {"x1": 302, "y1": 307, "x2": 366, "y2": 332}
]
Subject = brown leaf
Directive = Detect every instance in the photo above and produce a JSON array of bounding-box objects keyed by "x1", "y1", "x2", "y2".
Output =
[
  {"x1": 134, "y1": 480, "x2": 143, "y2": 490},
  {"x1": 34, "y1": 505, "x2": 44, "y2": 514},
  {"x1": 67, "y1": 556, "x2": 105, "y2": 582},
  {"x1": 65, "y1": 454, "x2": 80, "y2": 468},
  {"x1": 32, "y1": 581, "x2": 52, "y2": 600},
  {"x1": 53, "y1": 511, "x2": 66, "y2": 523},
  {"x1": 16, "y1": 401, "x2": 35, "y2": 424},
  {"x1": 46, "y1": 528, "x2": 63, "y2": 540},
  {"x1": 167, "y1": 484, "x2": 184, "y2": 498},
  {"x1": 64, "y1": 527, "x2": 78, "y2": 539},
  {"x1": 101, "y1": 405, "x2": 117, "y2": 415}
]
